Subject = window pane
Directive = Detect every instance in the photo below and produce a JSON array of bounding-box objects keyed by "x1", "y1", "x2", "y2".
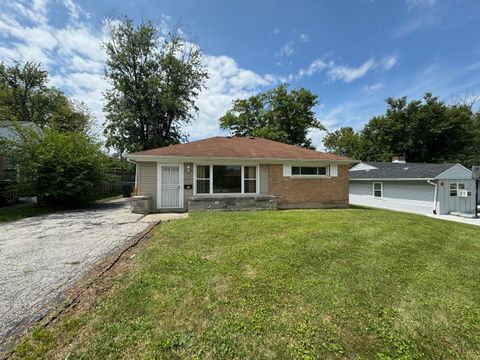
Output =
[
  {"x1": 374, "y1": 190, "x2": 382, "y2": 198},
  {"x1": 300, "y1": 167, "x2": 318, "y2": 175},
  {"x1": 244, "y1": 180, "x2": 256, "y2": 193},
  {"x1": 292, "y1": 166, "x2": 300, "y2": 175},
  {"x1": 458, "y1": 183, "x2": 465, "y2": 190},
  {"x1": 449, "y1": 183, "x2": 457, "y2": 196},
  {"x1": 318, "y1": 167, "x2": 327, "y2": 175},
  {"x1": 197, "y1": 165, "x2": 209, "y2": 179},
  {"x1": 196, "y1": 180, "x2": 210, "y2": 193},
  {"x1": 244, "y1": 166, "x2": 256, "y2": 179},
  {"x1": 213, "y1": 165, "x2": 241, "y2": 193},
  {"x1": 374, "y1": 183, "x2": 382, "y2": 191}
]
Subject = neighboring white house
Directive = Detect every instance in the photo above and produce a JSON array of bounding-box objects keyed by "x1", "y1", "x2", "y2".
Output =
[{"x1": 349, "y1": 157, "x2": 477, "y2": 216}]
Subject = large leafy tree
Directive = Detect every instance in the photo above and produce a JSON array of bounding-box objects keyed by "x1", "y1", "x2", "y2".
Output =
[
  {"x1": 219, "y1": 84, "x2": 324, "y2": 149},
  {"x1": 0, "y1": 61, "x2": 92, "y2": 133},
  {"x1": 322, "y1": 127, "x2": 363, "y2": 159},
  {"x1": 323, "y1": 93, "x2": 480, "y2": 166},
  {"x1": 103, "y1": 17, "x2": 208, "y2": 154}
]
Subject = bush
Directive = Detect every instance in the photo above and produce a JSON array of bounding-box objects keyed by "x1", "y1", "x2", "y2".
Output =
[{"x1": 1, "y1": 124, "x2": 110, "y2": 206}]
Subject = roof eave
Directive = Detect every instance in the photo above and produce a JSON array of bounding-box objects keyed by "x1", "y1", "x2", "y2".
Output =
[{"x1": 125, "y1": 154, "x2": 357, "y2": 164}]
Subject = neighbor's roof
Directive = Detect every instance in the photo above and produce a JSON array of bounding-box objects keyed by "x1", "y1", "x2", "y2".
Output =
[
  {"x1": 349, "y1": 161, "x2": 456, "y2": 180},
  {"x1": 126, "y1": 136, "x2": 353, "y2": 162}
]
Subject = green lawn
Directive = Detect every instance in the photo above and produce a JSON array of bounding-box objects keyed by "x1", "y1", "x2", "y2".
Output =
[
  {"x1": 12, "y1": 208, "x2": 480, "y2": 359},
  {"x1": 0, "y1": 203, "x2": 51, "y2": 222}
]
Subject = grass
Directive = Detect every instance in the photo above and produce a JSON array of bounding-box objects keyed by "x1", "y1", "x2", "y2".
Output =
[
  {"x1": 0, "y1": 203, "x2": 51, "y2": 222},
  {"x1": 11, "y1": 208, "x2": 480, "y2": 359}
]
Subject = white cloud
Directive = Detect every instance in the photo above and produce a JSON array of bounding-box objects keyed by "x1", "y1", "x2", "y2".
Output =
[
  {"x1": 405, "y1": 0, "x2": 437, "y2": 10},
  {"x1": 276, "y1": 41, "x2": 294, "y2": 58},
  {"x1": 184, "y1": 55, "x2": 276, "y2": 139},
  {"x1": 294, "y1": 54, "x2": 396, "y2": 83},
  {"x1": 275, "y1": 33, "x2": 311, "y2": 60},
  {"x1": 328, "y1": 58, "x2": 376, "y2": 83},
  {"x1": 296, "y1": 58, "x2": 328, "y2": 80},
  {"x1": 394, "y1": 12, "x2": 439, "y2": 38},
  {"x1": 298, "y1": 33, "x2": 310, "y2": 43},
  {"x1": 363, "y1": 82, "x2": 383, "y2": 92},
  {"x1": 273, "y1": 28, "x2": 280, "y2": 35},
  {"x1": 381, "y1": 55, "x2": 397, "y2": 70}
]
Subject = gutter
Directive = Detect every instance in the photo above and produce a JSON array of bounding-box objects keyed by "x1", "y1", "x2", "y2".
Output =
[
  {"x1": 427, "y1": 179, "x2": 437, "y2": 215},
  {"x1": 125, "y1": 155, "x2": 357, "y2": 165}
]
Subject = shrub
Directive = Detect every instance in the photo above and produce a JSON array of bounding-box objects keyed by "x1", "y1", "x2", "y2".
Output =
[{"x1": 1, "y1": 124, "x2": 110, "y2": 206}]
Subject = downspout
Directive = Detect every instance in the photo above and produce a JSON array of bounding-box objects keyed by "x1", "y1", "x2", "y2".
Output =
[{"x1": 427, "y1": 179, "x2": 437, "y2": 215}]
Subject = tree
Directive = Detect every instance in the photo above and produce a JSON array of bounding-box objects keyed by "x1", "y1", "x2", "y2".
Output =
[
  {"x1": 219, "y1": 84, "x2": 324, "y2": 149},
  {"x1": 323, "y1": 93, "x2": 480, "y2": 167},
  {"x1": 0, "y1": 124, "x2": 110, "y2": 206},
  {"x1": 103, "y1": 16, "x2": 208, "y2": 154},
  {"x1": 323, "y1": 127, "x2": 363, "y2": 159},
  {"x1": 0, "y1": 61, "x2": 47, "y2": 125},
  {"x1": 0, "y1": 61, "x2": 92, "y2": 133}
]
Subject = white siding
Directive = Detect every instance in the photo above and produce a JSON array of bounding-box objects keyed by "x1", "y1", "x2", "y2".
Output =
[
  {"x1": 137, "y1": 162, "x2": 157, "y2": 208},
  {"x1": 435, "y1": 164, "x2": 473, "y2": 180},
  {"x1": 350, "y1": 180, "x2": 435, "y2": 215},
  {"x1": 437, "y1": 179, "x2": 476, "y2": 215}
]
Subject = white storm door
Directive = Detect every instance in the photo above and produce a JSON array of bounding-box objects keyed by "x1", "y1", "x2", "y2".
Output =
[{"x1": 158, "y1": 165, "x2": 182, "y2": 208}]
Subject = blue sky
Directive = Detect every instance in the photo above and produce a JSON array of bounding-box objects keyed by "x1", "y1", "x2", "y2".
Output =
[{"x1": 1, "y1": 0, "x2": 480, "y2": 148}]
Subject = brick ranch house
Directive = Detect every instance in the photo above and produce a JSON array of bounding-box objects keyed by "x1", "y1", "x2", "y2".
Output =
[{"x1": 125, "y1": 136, "x2": 357, "y2": 212}]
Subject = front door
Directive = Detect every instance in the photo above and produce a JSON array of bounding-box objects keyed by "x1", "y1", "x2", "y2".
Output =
[{"x1": 158, "y1": 165, "x2": 182, "y2": 209}]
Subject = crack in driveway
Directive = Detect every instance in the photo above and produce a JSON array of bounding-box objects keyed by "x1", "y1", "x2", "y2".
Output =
[{"x1": 0, "y1": 199, "x2": 156, "y2": 350}]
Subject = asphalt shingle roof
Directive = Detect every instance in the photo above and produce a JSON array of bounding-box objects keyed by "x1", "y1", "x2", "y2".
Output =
[
  {"x1": 127, "y1": 136, "x2": 353, "y2": 162},
  {"x1": 349, "y1": 162, "x2": 455, "y2": 179}
]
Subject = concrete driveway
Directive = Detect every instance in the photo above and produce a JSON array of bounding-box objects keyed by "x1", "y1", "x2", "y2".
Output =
[{"x1": 0, "y1": 199, "x2": 157, "y2": 346}]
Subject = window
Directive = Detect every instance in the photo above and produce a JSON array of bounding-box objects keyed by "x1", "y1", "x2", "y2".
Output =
[
  {"x1": 196, "y1": 165, "x2": 210, "y2": 194},
  {"x1": 450, "y1": 182, "x2": 465, "y2": 197},
  {"x1": 373, "y1": 182, "x2": 383, "y2": 198},
  {"x1": 213, "y1": 165, "x2": 241, "y2": 193},
  {"x1": 195, "y1": 165, "x2": 258, "y2": 195},
  {"x1": 244, "y1": 166, "x2": 257, "y2": 193},
  {"x1": 291, "y1": 166, "x2": 328, "y2": 176}
]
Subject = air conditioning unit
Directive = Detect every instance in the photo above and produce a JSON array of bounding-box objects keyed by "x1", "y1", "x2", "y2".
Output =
[{"x1": 458, "y1": 190, "x2": 471, "y2": 197}]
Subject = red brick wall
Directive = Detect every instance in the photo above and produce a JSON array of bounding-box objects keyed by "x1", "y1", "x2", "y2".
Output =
[{"x1": 268, "y1": 164, "x2": 349, "y2": 209}]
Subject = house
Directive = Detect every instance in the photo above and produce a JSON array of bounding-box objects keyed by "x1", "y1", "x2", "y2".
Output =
[
  {"x1": 349, "y1": 157, "x2": 477, "y2": 216},
  {"x1": 125, "y1": 136, "x2": 356, "y2": 212}
]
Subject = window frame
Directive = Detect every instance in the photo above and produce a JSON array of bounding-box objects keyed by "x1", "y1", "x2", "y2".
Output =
[
  {"x1": 243, "y1": 165, "x2": 258, "y2": 194},
  {"x1": 450, "y1": 182, "x2": 466, "y2": 197},
  {"x1": 291, "y1": 166, "x2": 329, "y2": 177},
  {"x1": 195, "y1": 165, "x2": 211, "y2": 194},
  {"x1": 193, "y1": 164, "x2": 259, "y2": 196},
  {"x1": 372, "y1": 182, "x2": 383, "y2": 199}
]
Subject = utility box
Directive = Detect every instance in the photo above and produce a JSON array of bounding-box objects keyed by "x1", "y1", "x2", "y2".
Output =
[{"x1": 130, "y1": 195, "x2": 152, "y2": 214}]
